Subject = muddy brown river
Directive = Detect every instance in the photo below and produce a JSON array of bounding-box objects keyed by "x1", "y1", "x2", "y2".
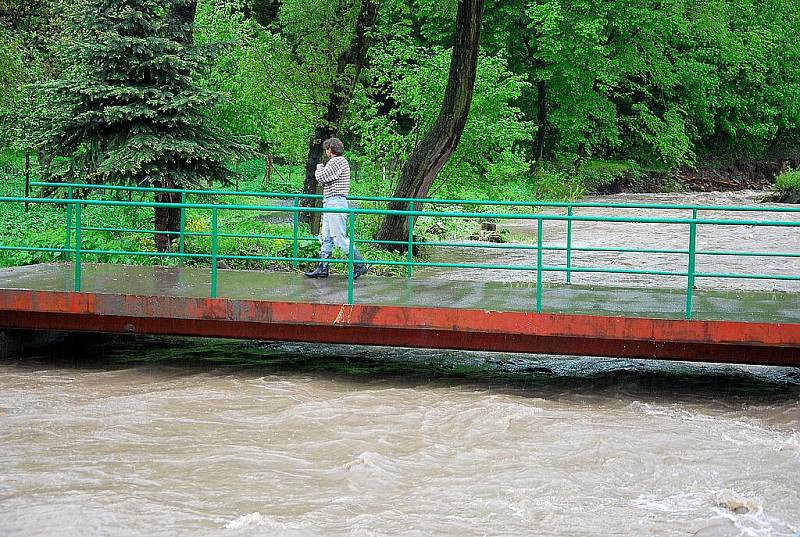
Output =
[{"x1": 1, "y1": 191, "x2": 799, "y2": 536}]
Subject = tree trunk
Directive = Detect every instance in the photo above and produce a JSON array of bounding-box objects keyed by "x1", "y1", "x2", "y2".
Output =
[
  {"x1": 375, "y1": 0, "x2": 485, "y2": 249},
  {"x1": 151, "y1": 0, "x2": 197, "y2": 253},
  {"x1": 169, "y1": 0, "x2": 197, "y2": 45},
  {"x1": 303, "y1": 125, "x2": 329, "y2": 233},
  {"x1": 301, "y1": 0, "x2": 380, "y2": 231},
  {"x1": 532, "y1": 80, "x2": 547, "y2": 173},
  {"x1": 154, "y1": 191, "x2": 182, "y2": 253}
]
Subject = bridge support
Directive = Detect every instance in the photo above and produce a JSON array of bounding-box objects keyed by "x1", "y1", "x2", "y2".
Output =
[{"x1": 0, "y1": 329, "x2": 66, "y2": 359}]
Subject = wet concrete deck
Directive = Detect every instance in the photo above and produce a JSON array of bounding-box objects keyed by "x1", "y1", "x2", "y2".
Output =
[{"x1": 1, "y1": 263, "x2": 798, "y2": 323}]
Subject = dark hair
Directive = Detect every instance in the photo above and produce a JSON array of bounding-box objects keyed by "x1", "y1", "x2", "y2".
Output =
[{"x1": 323, "y1": 137, "x2": 345, "y2": 156}]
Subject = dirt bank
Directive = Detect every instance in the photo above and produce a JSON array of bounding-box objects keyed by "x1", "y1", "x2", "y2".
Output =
[{"x1": 596, "y1": 156, "x2": 800, "y2": 194}]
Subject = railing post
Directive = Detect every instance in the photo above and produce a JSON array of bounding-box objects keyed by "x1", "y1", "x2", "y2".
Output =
[
  {"x1": 211, "y1": 208, "x2": 218, "y2": 299},
  {"x1": 347, "y1": 208, "x2": 356, "y2": 305},
  {"x1": 179, "y1": 191, "x2": 186, "y2": 262},
  {"x1": 536, "y1": 217, "x2": 543, "y2": 313},
  {"x1": 686, "y1": 208, "x2": 698, "y2": 320},
  {"x1": 65, "y1": 187, "x2": 74, "y2": 262},
  {"x1": 74, "y1": 202, "x2": 82, "y2": 292},
  {"x1": 24, "y1": 152, "x2": 30, "y2": 214},
  {"x1": 292, "y1": 196, "x2": 300, "y2": 270},
  {"x1": 406, "y1": 202, "x2": 414, "y2": 278},
  {"x1": 566, "y1": 206, "x2": 573, "y2": 284}
]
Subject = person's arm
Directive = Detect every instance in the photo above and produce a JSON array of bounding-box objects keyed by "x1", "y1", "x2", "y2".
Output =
[{"x1": 315, "y1": 158, "x2": 344, "y2": 184}]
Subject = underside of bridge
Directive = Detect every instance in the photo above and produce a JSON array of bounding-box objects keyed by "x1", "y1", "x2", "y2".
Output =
[{"x1": 1, "y1": 289, "x2": 798, "y2": 366}]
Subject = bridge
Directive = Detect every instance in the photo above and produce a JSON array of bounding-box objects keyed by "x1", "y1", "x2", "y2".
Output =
[{"x1": 1, "y1": 183, "x2": 799, "y2": 366}]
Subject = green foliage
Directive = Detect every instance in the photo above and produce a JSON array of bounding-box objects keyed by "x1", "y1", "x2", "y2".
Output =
[
  {"x1": 36, "y1": 0, "x2": 254, "y2": 188},
  {"x1": 529, "y1": 167, "x2": 585, "y2": 201},
  {"x1": 0, "y1": 28, "x2": 40, "y2": 149},
  {"x1": 479, "y1": 0, "x2": 800, "y2": 169},
  {"x1": 773, "y1": 168, "x2": 800, "y2": 203},
  {"x1": 577, "y1": 160, "x2": 637, "y2": 192},
  {"x1": 3, "y1": 0, "x2": 800, "y2": 214},
  {"x1": 353, "y1": 44, "x2": 532, "y2": 196},
  {"x1": 0, "y1": 31, "x2": 23, "y2": 117},
  {"x1": 195, "y1": 0, "x2": 311, "y2": 160}
]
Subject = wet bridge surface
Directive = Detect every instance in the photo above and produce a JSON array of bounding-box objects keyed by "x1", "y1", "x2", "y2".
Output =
[{"x1": 1, "y1": 263, "x2": 798, "y2": 366}]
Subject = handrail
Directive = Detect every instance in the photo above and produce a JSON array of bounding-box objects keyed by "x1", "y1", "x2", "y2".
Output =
[
  {"x1": 28, "y1": 180, "x2": 800, "y2": 213},
  {"x1": 6, "y1": 196, "x2": 800, "y2": 226},
  {"x1": 2, "y1": 192, "x2": 799, "y2": 320}
]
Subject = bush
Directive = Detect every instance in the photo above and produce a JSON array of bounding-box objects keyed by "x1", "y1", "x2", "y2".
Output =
[
  {"x1": 578, "y1": 160, "x2": 639, "y2": 192},
  {"x1": 774, "y1": 168, "x2": 800, "y2": 203},
  {"x1": 530, "y1": 167, "x2": 585, "y2": 201}
]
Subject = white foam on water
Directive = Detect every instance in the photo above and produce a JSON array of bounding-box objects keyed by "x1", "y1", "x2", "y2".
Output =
[
  {"x1": 635, "y1": 488, "x2": 797, "y2": 537},
  {"x1": 633, "y1": 490, "x2": 711, "y2": 516},
  {"x1": 628, "y1": 401, "x2": 736, "y2": 424},
  {"x1": 224, "y1": 512, "x2": 271, "y2": 529},
  {"x1": 223, "y1": 512, "x2": 310, "y2": 532},
  {"x1": 343, "y1": 451, "x2": 401, "y2": 482},
  {"x1": 719, "y1": 427, "x2": 800, "y2": 458},
  {"x1": 628, "y1": 402, "x2": 800, "y2": 457}
]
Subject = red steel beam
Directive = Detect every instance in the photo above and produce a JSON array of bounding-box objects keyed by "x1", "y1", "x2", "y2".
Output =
[{"x1": 0, "y1": 289, "x2": 798, "y2": 366}]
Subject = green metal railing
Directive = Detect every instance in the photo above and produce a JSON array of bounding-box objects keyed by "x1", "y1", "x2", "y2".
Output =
[{"x1": 1, "y1": 181, "x2": 800, "y2": 319}]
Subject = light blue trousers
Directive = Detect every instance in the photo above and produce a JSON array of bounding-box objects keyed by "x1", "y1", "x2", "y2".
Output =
[{"x1": 319, "y1": 196, "x2": 352, "y2": 256}]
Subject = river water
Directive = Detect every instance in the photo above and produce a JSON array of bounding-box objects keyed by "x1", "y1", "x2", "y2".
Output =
[{"x1": 1, "y1": 192, "x2": 799, "y2": 537}]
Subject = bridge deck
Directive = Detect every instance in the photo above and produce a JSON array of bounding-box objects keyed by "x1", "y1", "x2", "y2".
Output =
[
  {"x1": 1, "y1": 263, "x2": 799, "y2": 366},
  {"x1": 1, "y1": 263, "x2": 798, "y2": 322}
]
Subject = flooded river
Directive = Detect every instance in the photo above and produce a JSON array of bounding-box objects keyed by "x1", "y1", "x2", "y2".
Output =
[{"x1": 1, "y1": 192, "x2": 799, "y2": 536}]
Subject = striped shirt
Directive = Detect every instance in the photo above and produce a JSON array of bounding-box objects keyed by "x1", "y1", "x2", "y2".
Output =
[{"x1": 315, "y1": 155, "x2": 351, "y2": 198}]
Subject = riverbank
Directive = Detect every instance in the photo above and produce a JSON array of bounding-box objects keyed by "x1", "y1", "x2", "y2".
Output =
[{"x1": 594, "y1": 156, "x2": 800, "y2": 194}]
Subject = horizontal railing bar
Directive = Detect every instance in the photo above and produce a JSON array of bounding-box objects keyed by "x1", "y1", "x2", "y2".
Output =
[
  {"x1": 416, "y1": 241, "x2": 537, "y2": 250},
  {"x1": 552, "y1": 245, "x2": 686, "y2": 255},
  {"x1": 694, "y1": 272, "x2": 800, "y2": 281},
  {"x1": 78, "y1": 226, "x2": 186, "y2": 236},
  {"x1": 48, "y1": 221, "x2": 800, "y2": 260},
  {"x1": 29, "y1": 181, "x2": 800, "y2": 213},
  {"x1": 75, "y1": 225, "x2": 318, "y2": 243},
  {"x1": 0, "y1": 246, "x2": 70, "y2": 253},
  {"x1": 6, "y1": 196, "x2": 800, "y2": 227},
  {"x1": 9, "y1": 234, "x2": 796, "y2": 263},
  {"x1": 59, "y1": 249, "x2": 196, "y2": 259},
  {"x1": 68, "y1": 227, "x2": 800, "y2": 260},
  {"x1": 29, "y1": 181, "x2": 318, "y2": 200},
  {"x1": 4, "y1": 244, "x2": 797, "y2": 282},
  {"x1": 698, "y1": 249, "x2": 800, "y2": 258},
  {"x1": 554, "y1": 246, "x2": 800, "y2": 258}
]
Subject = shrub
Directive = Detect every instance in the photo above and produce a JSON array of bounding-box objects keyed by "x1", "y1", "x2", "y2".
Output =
[{"x1": 774, "y1": 168, "x2": 800, "y2": 203}]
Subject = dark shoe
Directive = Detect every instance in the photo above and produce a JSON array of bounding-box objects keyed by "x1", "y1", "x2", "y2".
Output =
[
  {"x1": 304, "y1": 253, "x2": 330, "y2": 278},
  {"x1": 304, "y1": 263, "x2": 329, "y2": 278},
  {"x1": 352, "y1": 252, "x2": 369, "y2": 279},
  {"x1": 353, "y1": 263, "x2": 368, "y2": 279}
]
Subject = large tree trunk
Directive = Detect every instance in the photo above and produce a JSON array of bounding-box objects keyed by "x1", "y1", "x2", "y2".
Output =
[
  {"x1": 154, "y1": 190, "x2": 182, "y2": 253},
  {"x1": 169, "y1": 0, "x2": 197, "y2": 44},
  {"x1": 152, "y1": 0, "x2": 197, "y2": 253},
  {"x1": 375, "y1": 0, "x2": 485, "y2": 249},
  {"x1": 301, "y1": 0, "x2": 380, "y2": 231},
  {"x1": 532, "y1": 80, "x2": 547, "y2": 173}
]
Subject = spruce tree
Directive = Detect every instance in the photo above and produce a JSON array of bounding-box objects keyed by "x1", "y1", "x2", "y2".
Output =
[{"x1": 38, "y1": 0, "x2": 253, "y2": 251}]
